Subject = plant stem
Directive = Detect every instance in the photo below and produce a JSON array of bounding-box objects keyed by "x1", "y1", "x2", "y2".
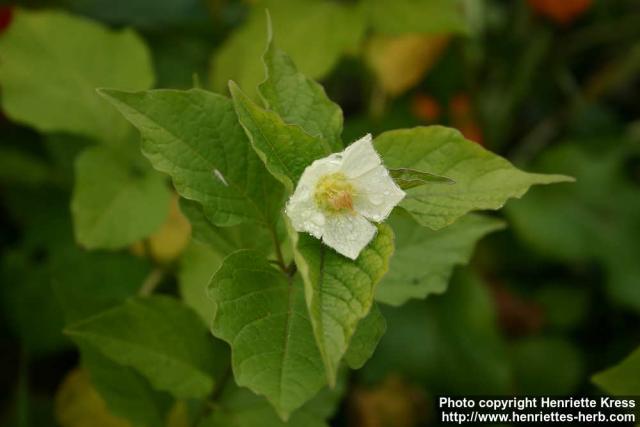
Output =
[
  {"x1": 369, "y1": 83, "x2": 387, "y2": 120},
  {"x1": 268, "y1": 224, "x2": 287, "y2": 273},
  {"x1": 138, "y1": 268, "x2": 164, "y2": 296},
  {"x1": 192, "y1": 363, "x2": 233, "y2": 426},
  {"x1": 210, "y1": 364, "x2": 233, "y2": 402},
  {"x1": 286, "y1": 261, "x2": 297, "y2": 278}
]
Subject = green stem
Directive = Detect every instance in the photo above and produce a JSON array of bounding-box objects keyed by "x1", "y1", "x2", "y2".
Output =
[
  {"x1": 369, "y1": 83, "x2": 387, "y2": 120},
  {"x1": 192, "y1": 363, "x2": 233, "y2": 426},
  {"x1": 286, "y1": 261, "x2": 297, "y2": 278},
  {"x1": 138, "y1": 268, "x2": 164, "y2": 296},
  {"x1": 268, "y1": 224, "x2": 287, "y2": 273}
]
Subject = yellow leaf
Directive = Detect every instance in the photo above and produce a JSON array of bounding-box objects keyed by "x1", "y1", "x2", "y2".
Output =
[
  {"x1": 366, "y1": 34, "x2": 449, "y2": 97},
  {"x1": 131, "y1": 195, "x2": 191, "y2": 263},
  {"x1": 55, "y1": 368, "x2": 132, "y2": 427},
  {"x1": 349, "y1": 375, "x2": 428, "y2": 427},
  {"x1": 166, "y1": 401, "x2": 190, "y2": 427}
]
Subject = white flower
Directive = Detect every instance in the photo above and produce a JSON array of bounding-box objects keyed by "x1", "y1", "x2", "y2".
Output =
[{"x1": 286, "y1": 134, "x2": 405, "y2": 259}]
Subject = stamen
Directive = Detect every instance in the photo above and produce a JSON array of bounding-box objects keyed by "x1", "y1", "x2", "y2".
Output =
[{"x1": 315, "y1": 173, "x2": 355, "y2": 214}]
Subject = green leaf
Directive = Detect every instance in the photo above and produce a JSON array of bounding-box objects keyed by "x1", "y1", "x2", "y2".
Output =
[
  {"x1": 0, "y1": 147, "x2": 51, "y2": 187},
  {"x1": 0, "y1": 249, "x2": 69, "y2": 356},
  {"x1": 510, "y1": 337, "x2": 583, "y2": 395},
  {"x1": 71, "y1": 145, "x2": 171, "y2": 250},
  {"x1": 99, "y1": 88, "x2": 283, "y2": 227},
  {"x1": 178, "y1": 201, "x2": 279, "y2": 327},
  {"x1": 178, "y1": 242, "x2": 224, "y2": 326},
  {"x1": 374, "y1": 126, "x2": 573, "y2": 230},
  {"x1": 80, "y1": 345, "x2": 172, "y2": 427},
  {"x1": 291, "y1": 224, "x2": 394, "y2": 385},
  {"x1": 200, "y1": 381, "x2": 344, "y2": 427},
  {"x1": 533, "y1": 284, "x2": 589, "y2": 331},
  {"x1": 0, "y1": 9, "x2": 153, "y2": 143},
  {"x1": 344, "y1": 304, "x2": 386, "y2": 370},
  {"x1": 51, "y1": 248, "x2": 171, "y2": 427},
  {"x1": 150, "y1": 32, "x2": 212, "y2": 89},
  {"x1": 209, "y1": 250, "x2": 326, "y2": 419},
  {"x1": 259, "y1": 29, "x2": 343, "y2": 151},
  {"x1": 506, "y1": 142, "x2": 640, "y2": 312},
  {"x1": 3, "y1": 188, "x2": 75, "y2": 252},
  {"x1": 210, "y1": 0, "x2": 366, "y2": 97},
  {"x1": 0, "y1": 190, "x2": 75, "y2": 355},
  {"x1": 592, "y1": 347, "x2": 640, "y2": 395},
  {"x1": 362, "y1": 272, "x2": 511, "y2": 394},
  {"x1": 230, "y1": 82, "x2": 331, "y2": 191},
  {"x1": 65, "y1": 296, "x2": 222, "y2": 399},
  {"x1": 55, "y1": 367, "x2": 137, "y2": 427},
  {"x1": 179, "y1": 199, "x2": 273, "y2": 255},
  {"x1": 44, "y1": 134, "x2": 93, "y2": 185},
  {"x1": 389, "y1": 168, "x2": 455, "y2": 190},
  {"x1": 52, "y1": 247, "x2": 150, "y2": 324},
  {"x1": 366, "y1": 0, "x2": 469, "y2": 35},
  {"x1": 178, "y1": 201, "x2": 276, "y2": 327},
  {"x1": 376, "y1": 212, "x2": 505, "y2": 306}
]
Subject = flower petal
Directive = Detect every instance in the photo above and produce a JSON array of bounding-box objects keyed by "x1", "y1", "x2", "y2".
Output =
[
  {"x1": 352, "y1": 165, "x2": 406, "y2": 222},
  {"x1": 340, "y1": 134, "x2": 381, "y2": 179},
  {"x1": 286, "y1": 193, "x2": 325, "y2": 238},
  {"x1": 285, "y1": 155, "x2": 341, "y2": 238},
  {"x1": 322, "y1": 214, "x2": 377, "y2": 260},
  {"x1": 296, "y1": 153, "x2": 342, "y2": 191}
]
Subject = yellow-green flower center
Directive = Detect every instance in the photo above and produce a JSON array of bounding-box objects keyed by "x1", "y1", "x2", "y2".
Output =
[{"x1": 315, "y1": 172, "x2": 355, "y2": 214}]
